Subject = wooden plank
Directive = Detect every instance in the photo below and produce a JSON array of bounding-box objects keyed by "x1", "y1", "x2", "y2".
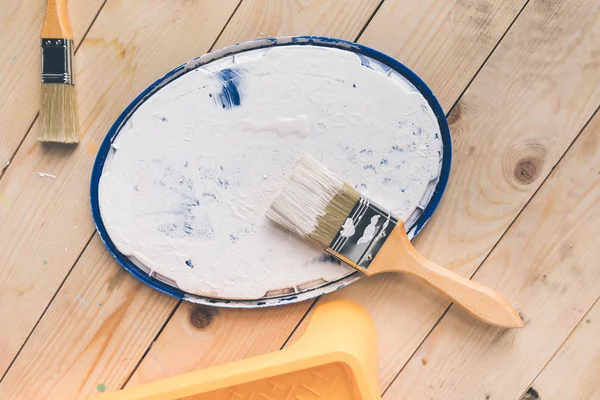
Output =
[
  {"x1": 284, "y1": 0, "x2": 600, "y2": 390},
  {"x1": 125, "y1": 0, "x2": 528, "y2": 387},
  {"x1": 0, "y1": 0, "x2": 105, "y2": 172},
  {"x1": 525, "y1": 300, "x2": 600, "y2": 400},
  {"x1": 126, "y1": 303, "x2": 309, "y2": 387},
  {"x1": 0, "y1": 0, "x2": 383, "y2": 397},
  {"x1": 214, "y1": 0, "x2": 382, "y2": 47},
  {"x1": 359, "y1": 0, "x2": 524, "y2": 110},
  {"x1": 0, "y1": 236, "x2": 177, "y2": 399},
  {"x1": 0, "y1": 0, "x2": 240, "y2": 379},
  {"x1": 383, "y1": 109, "x2": 600, "y2": 399}
]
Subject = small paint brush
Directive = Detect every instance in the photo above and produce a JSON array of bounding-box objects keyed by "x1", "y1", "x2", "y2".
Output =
[
  {"x1": 39, "y1": 0, "x2": 80, "y2": 143},
  {"x1": 267, "y1": 154, "x2": 524, "y2": 328}
]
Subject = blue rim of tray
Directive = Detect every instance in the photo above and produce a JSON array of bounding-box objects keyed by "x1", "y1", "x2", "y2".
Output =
[{"x1": 90, "y1": 36, "x2": 452, "y2": 308}]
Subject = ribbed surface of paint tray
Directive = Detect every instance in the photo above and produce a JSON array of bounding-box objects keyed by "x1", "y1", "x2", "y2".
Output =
[
  {"x1": 94, "y1": 300, "x2": 381, "y2": 400},
  {"x1": 180, "y1": 362, "x2": 359, "y2": 400}
]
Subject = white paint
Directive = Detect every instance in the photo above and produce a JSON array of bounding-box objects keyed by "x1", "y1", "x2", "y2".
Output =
[
  {"x1": 240, "y1": 115, "x2": 309, "y2": 139},
  {"x1": 357, "y1": 215, "x2": 380, "y2": 245},
  {"x1": 99, "y1": 45, "x2": 443, "y2": 299},
  {"x1": 340, "y1": 218, "x2": 356, "y2": 238},
  {"x1": 76, "y1": 295, "x2": 88, "y2": 306},
  {"x1": 37, "y1": 172, "x2": 56, "y2": 179}
]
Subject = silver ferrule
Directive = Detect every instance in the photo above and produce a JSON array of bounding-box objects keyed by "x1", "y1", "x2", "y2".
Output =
[
  {"x1": 329, "y1": 197, "x2": 398, "y2": 269},
  {"x1": 41, "y1": 38, "x2": 73, "y2": 84}
]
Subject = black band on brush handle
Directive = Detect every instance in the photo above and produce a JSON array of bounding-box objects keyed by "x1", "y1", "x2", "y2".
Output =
[
  {"x1": 41, "y1": 38, "x2": 73, "y2": 84},
  {"x1": 329, "y1": 197, "x2": 397, "y2": 269}
]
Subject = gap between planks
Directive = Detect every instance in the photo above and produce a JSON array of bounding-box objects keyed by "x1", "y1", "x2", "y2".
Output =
[
  {"x1": 0, "y1": 0, "x2": 384, "y2": 392},
  {"x1": 286, "y1": 0, "x2": 544, "y2": 393},
  {"x1": 0, "y1": 0, "x2": 245, "y2": 385},
  {"x1": 248, "y1": 0, "x2": 600, "y2": 394},
  {"x1": 0, "y1": 0, "x2": 110, "y2": 382},
  {"x1": 117, "y1": 0, "x2": 539, "y2": 391},
  {"x1": 0, "y1": 0, "x2": 245, "y2": 389},
  {"x1": 0, "y1": 233, "x2": 95, "y2": 384},
  {"x1": 116, "y1": 0, "x2": 244, "y2": 388},
  {"x1": 382, "y1": 101, "x2": 600, "y2": 397},
  {"x1": 382, "y1": 102, "x2": 600, "y2": 398},
  {"x1": 116, "y1": 0, "x2": 391, "y2": 386},
  {"x1": 2, "y1": 0, "x2": 591, "y2": 397},
  {"x1": 516, "y1": 294, "x2": 600, "y2": 400},
  {"x1": 0, "y1": 0, "x2": 109, "y2": 183}
]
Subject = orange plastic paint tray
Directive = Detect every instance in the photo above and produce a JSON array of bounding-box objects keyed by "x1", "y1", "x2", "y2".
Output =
[{"x1": 96, "y1": 300, "x2": 381, "y2": 400}]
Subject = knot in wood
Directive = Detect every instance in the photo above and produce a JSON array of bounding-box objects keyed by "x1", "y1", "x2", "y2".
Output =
[
  {"x1": 514, "y1": 158, "x2": 540, "y2": 184},
  {"x1": 189, "y1": 306, "x2": 219, "y2": 329},
  {"x1": 447, "y1": 101, "x2": 462, "y2": 126},
  {"x1": 504, "y1": 141, "x2": 547, "y2": 188}
]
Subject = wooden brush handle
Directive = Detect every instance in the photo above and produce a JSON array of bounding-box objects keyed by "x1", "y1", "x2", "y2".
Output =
[
  {"x1": 41, "y1": 0, "x2": 73, "y2": 39},
  {"x1": 368, "y1": 224, "x2": 524, "y2": 328}
]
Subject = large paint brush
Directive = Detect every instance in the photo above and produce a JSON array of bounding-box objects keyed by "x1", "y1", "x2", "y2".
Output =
[
  {"x1": 39, "y1": 0, "x2": 80, "y2": 143},
  {"x1": 267, "y1": 154, "x2": 524, "y2": 328}
]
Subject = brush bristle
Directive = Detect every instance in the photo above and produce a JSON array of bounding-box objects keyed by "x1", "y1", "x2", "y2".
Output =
[
  {"x1": 267, "y1": 154, "x2": 360, "y2": 247},
  {"x1": 39, "y1": 83, "x2": 80, "y2": 144}
]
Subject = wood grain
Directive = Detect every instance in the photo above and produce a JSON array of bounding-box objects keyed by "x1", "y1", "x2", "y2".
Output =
[
  {"x1": 383, "y1": 109, "x2": 600, "y2": 399},
  {"x1": 285, "y1": 0, "x2": 600, "y2": 390},
  {"x1": 214, "y1": 0, "x2": 382, "y2": 48},
  {"x1": 126, "y1": 0, "x2": 532, "y2": 388},
  {"x1": 526, "y1": 299, "x2": 600, "y2": 400},
  {"x1": 0, "y1": 0, "x2": 382, "y2": 397},
  {"x1": 124, "y1": 0, "x2": 532, "y2": 390},
  {"x1": 359, "y1": 0, "x2": 524, "y2": 110},
  {"x1": 0, "y1": 0, "x2": 239, "y2": 380},
  {"x1": 365, "y1": 223, "x2": 523, "y2": 328},
  {"x1": 124, "y1": 0, "x2": 386, "y2": 387},
  {"x1": 0, "y1": 0, "x2": 104, "y2": 172},
  {"x1": 125, "y1": 303, "x2": 310, "y2": 388},
  {"x1": 2, "y1": 0, "x2": 598, "y2": 398},
  {"x1": 0, "y1": 236, "x2": 177, "y2": 399}
]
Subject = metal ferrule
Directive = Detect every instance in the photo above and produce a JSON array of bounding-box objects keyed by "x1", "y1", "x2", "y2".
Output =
[
  {"x1": 329, "y1": 197, "x2": 397, "y2": 269},
  {"x1": 41, "y1": 38, "x2": 73, "y2": 84}
]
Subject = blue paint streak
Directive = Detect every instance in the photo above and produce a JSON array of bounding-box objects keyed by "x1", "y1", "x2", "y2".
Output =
[
  {"x1": 185, "y1": 259, "x2": 194, "y2": 268},
  {"x1": 90, "y1": 34, "x2": 452, "y2": 306},
  {"x1": 356, "y1": 54, "x2": 374, "y2": 70},
  {"x1": 216, "y1": 68, "x2": 243, "y2": 109}
]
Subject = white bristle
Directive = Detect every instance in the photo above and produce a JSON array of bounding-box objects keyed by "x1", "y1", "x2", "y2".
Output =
[{"x1": 267, "y1": 154, "x2": 360, "y2": 246}]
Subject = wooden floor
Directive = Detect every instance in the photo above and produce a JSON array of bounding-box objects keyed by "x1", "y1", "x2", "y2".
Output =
[{"x1": 1, "y1": 0, "x2": 599, "y2": 398}]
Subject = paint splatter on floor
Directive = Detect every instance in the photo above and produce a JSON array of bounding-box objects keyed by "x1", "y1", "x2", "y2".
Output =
[
  {"x1": 76, "y1": 295, "x2": 88, "y2": 306},
  {"x1": 0, "y1": 194, "x2": 11, "y2": 205}
]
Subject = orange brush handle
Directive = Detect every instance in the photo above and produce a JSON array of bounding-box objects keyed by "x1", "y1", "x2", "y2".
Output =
[
  {"x1": 366, "y1": 224, "x2": 524, "y2": 328},
  {"x1": 41, "y1": 0, "x2": 73, "y2": 39}
]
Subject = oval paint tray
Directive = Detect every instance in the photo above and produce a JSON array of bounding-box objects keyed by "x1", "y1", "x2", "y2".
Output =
[
  {"x1": 92, "y1": 300, "x2": 380, "y2": 400},
  {"x1": 91, "y1": 36, "x2": 452, "y2": 307}
]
